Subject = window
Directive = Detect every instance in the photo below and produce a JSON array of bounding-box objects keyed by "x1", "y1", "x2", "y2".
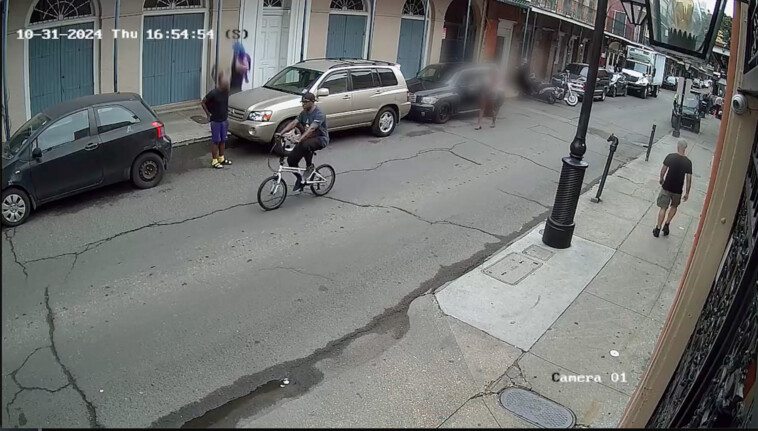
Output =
[
  {"x1": 30, "y1": 0, "x2": 94, "y2": 25},
  {"x1": 4, "y1": 113, "x2": 51, "y2": 157},
  {"x1": 37, "y1": 110, "x2": 90, "y2": 152},
  {"x1": 320, "y1": 72, "x2": 349, "y2": 94},
  {"x1": 377, "y1": 69, "x2": 398, "y2": 87},
  {"x1": 143, "y1": 0, "x2": 203, "y2": 10},
  {"x1": 612, "y1": 11, "x2": 627, "y2": 36},
  {"x1": 264, "y1": 67, "x2": 324, "y2": 95},
  {"x1": 96, "y1": 106, "x2": 140, "y2": 134},
  {"x1": 350, "y1": 69, "x2": 376, "y2": 90},
  {"x1": 402, "y1": 0, "x2": 425, "y2": 17},
  {"x1": 330, "y1": 0, "x2": 365, "y2": 11}
]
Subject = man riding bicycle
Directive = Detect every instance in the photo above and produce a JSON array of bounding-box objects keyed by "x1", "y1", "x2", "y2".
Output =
[{"x1": 275, "y1": 92, "x2": 329, "y2": 192}]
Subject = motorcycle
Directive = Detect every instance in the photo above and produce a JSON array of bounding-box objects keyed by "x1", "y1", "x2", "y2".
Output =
[{"x1": 518, "y1": 70, "x2": 578, "y2": 106}]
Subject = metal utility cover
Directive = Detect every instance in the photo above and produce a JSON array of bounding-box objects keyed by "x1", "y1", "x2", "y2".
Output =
[
  {"x1": 522, "y1": 244, "x2": 555, "y2": 262},
  {"x1": 499, "y1": 387, "x2": 576, "y2": 428},
  {"x1": 483, "y1": 253, "x2": 542, "y2": 285}
]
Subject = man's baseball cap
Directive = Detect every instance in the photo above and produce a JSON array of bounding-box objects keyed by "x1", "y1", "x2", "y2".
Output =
[{"x1": 302, "y1": 92, "x2": 317, "y2": 102}]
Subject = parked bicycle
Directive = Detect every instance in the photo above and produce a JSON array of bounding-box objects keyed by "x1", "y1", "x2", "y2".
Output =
[{"x1": 257, "y1": 134, "x2": 336, "y2": 211}]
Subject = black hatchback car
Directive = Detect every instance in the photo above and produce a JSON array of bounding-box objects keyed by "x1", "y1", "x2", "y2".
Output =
[
  {"x1": 2, "y1": 93, "x2": 172, "y2": 226},
  {"x1": 407, "y1": 63, "x2": 502, "y2": 124}
]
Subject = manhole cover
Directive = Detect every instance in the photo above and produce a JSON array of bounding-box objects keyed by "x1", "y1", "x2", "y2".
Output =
[
  {"x1": 523, "y1": 244, "x2": 555, "y2": 261},
  {"x1": 499, "y1": 388, "x2": 575, "y2": 428},
  {"x1": 483, "y1": 253, "x2": 542, "y2": 285}
]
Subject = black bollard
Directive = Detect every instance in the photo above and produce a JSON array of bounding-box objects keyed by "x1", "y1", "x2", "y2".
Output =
[
  {"x1": 645, "y1": 124, "x2": 656, "y2": 162},
  {"x1": 591, "y1": 134, "x2": 619, "y2": 203}
]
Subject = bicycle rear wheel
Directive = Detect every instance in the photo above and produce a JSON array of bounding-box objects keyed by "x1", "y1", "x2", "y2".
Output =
[
  {"x1": 258, "y1": 176, "x2": 287, "y2": 210},
  {"x1": 310, "y1": 164, "x2": 335, "y2": 196}
]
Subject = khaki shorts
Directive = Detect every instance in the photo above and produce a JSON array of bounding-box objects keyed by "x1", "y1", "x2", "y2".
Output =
[{"x1": 657, "y1": 189, "x2": 682, "y2": 208}]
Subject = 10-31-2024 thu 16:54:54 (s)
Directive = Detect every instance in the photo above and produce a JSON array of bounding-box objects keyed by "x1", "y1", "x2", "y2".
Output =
[{"x1": 16, "y1": 28, "x2": 215, "y2": 40}]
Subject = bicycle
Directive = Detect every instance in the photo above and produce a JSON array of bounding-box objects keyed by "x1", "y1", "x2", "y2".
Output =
[{"x1": 257, "y1": 134, "x2": 336, "y2": 211}]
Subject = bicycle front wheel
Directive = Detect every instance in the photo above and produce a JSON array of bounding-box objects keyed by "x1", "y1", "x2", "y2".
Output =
[
  {"x1": 310, "y1": 164, "x2": 336, "y2": 196},
  {"x1": 258, "y1": 176, "x2": 287, "y2": 210}
]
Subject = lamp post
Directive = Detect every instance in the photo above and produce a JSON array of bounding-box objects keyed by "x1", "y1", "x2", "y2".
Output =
[
  {"x1": 672, "y1": 63, "x2": 690, "y2": 138},
  {"x1": 541, "y1": 0, "x2": 608, "y2": 249}
]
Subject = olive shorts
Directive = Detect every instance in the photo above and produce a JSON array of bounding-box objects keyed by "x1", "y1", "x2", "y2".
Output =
[{"x1": 657, "y1": 189, "x2": 682, "y2": 208}]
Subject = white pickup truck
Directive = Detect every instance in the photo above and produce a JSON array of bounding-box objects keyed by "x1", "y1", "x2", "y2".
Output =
[{"x1": 622, "y1": 47, "x2": 666, "y2": 99}]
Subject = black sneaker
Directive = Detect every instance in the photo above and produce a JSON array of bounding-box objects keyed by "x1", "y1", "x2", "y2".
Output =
[
  {"x1": 653, "y1": 227, "x2": 660, "y2": 238},
  {"x1": 304, "y1": 164, "x2": 315, "y2": 182},
  {"x1": 662, "y1": 223, "x2": 670, "y2": 236},
  {"x1": 293, "y1": 177, "x2": 305, "y2": 193}
]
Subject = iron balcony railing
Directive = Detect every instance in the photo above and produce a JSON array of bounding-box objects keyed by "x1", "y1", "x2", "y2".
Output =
[
  {"x1": 532, "y1": 0, "x2": 597, "y2": 26},
  {"x1": 605, "y1": 14, "x2": 636, "y2": 40}
]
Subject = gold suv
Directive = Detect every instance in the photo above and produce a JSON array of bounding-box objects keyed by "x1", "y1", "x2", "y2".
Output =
[{"x1": 227, "y1": 59, "x2": 411, "y2": 147}]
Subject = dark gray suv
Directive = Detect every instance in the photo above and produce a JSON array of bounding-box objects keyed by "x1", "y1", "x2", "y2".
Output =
[{"x1": 553, "y1": 63, "x2": 611, "y2": 101}]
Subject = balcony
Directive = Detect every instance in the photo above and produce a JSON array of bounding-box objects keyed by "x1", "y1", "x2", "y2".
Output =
[{"x1": 531, "y1": 0, "x2": 597, "y2": 26}]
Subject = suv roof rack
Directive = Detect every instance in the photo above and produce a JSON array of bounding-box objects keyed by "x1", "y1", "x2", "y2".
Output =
[{"x1": 296, "y1": 58, "x2": 398, "y2": 69}]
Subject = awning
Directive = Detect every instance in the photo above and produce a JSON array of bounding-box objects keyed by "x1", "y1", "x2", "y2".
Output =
[
  {"x1": 495, "y1": 0, "x2": 531, "y2": 9},
  {"x1": 530, "y1": 7, "x2": 594, "y2": 31}
]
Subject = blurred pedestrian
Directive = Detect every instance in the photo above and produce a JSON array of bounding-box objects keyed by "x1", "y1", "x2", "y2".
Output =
[
  {"x1": 475, "y1": 67, "x2": 504, "y2": 130},
  {"x1": 201, "y1": 71, "x2": 232, "y2": 169},
  {"x1": 230, "y1": 42, "x2": 251, "y2": 94},
  {"x1": 653, "y1": 140, "x2": 692, "y2": 237}
]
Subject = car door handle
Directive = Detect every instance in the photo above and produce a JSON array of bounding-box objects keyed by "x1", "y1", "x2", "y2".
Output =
[
  {"x1": 374, "y1": 90, "x2": 382, "y2": 94},
  {"x1": 84, "y1": 142, "x2": 99, "y2": 151},
  {"x1": 342, "y1": 95, "x2": 351, "y2": 100}
]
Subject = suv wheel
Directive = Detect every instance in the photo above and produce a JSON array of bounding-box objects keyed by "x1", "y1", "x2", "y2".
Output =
[
  {"x1": 433, "y1": 102, "x2": 452, "y2": 124},
  {"x1": 2, "y1": 188, "x2": 31, "y2": 227},
  {"x1": 372, "y1": 107, "x2": 397, "y2": 137},
  {"x1": 132, "y1": 152, "x2": 165, "y2": 189}
]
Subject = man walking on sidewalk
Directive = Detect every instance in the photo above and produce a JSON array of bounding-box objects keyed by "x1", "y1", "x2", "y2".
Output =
[
  {"x1": 201, "y1": 71, "x2": 232, "y2": 169},
  {"x1": 654, "y1": 140, "x2": 692, "y2": 237}
]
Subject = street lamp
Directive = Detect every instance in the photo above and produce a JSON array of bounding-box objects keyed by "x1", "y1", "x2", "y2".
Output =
[
  {"x1": 541, "y1": 0, "x2": 609, "y2": 249},
  {"x1": 621, "y1": 0, "x2": 648, "y2": 26},
  {"x1": 625, "y1": 0, "x2": 728, "y2": 61}
]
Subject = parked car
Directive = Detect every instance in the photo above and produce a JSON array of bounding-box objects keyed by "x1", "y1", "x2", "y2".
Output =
[
  {"x1": 607, "y1": 72, "x2": 628, "y2": 97},
  {"x1": 662, "y1": 76, "x2": 678, "y2": 90},
  {"x1": 227, "y1": 59, "x2": 411, "y2": 149},
  {"x1": 552, "y1": 63, "x2": 610, "y2": 101},
  {"x1": 672, "y1": 95, "x2": 701, "y2": 134},
  {"x1": 2, "y1": 93, "x2": 172, "y2": 226},
  {"x1": 406, "y1": 63, "x2": 502, "y2": 124}
]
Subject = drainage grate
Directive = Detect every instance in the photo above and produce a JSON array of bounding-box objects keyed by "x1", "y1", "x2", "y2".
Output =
[
  {"x1": 522, "y1": 244, "x2": 555, "y2": 262},
  {"x1": 483, "y1": 253, "x2": 542, "y2": 285},
  {"x1": 498, "y1": 387, "x2": 576, "y2": 428}
]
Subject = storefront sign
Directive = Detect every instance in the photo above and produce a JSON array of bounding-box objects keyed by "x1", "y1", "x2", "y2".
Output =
[{"x1": 745, "y1": 0, "x2": 758, "y2": 92}]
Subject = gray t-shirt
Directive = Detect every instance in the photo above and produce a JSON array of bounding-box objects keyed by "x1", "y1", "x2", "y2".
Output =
[{"x1": 298, "y1": 106, "x2": 329, "y2": 146}]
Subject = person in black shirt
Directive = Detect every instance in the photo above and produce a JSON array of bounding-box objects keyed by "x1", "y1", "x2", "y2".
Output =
[
  {"x1": 201, "y1": 71, "x2": 231, "y2": 169},
  {"x1": 654, "y1": 140, "x2": 693, "y2": 237}
]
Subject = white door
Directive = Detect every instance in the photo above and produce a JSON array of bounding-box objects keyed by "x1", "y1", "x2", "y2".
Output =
[
  {"x1": 497, "y1": 20, "x2": 514, "y2": 73},
  {"x1": 254, "y1": 11, "x2": 291, "y2": 88}
]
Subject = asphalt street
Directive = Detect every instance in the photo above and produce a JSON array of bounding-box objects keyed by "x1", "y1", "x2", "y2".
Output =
[{"x1": 2, "y1": 90, "x2": 683, "y2": 427}]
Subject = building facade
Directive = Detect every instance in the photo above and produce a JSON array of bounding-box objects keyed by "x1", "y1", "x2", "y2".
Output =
[{"x1": 3, "y1": 0, "x2": 495, "y2": 138}]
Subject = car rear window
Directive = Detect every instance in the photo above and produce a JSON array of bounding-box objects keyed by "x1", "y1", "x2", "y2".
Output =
[
  {"x1": 96, "y1": 105, "x2": 140, "y2": 134},
  {"x1": 377, "y1": 69, "x2": 398, "y2": 87},
  {"x1": 351, "y1": 69, "x2": 377, "y2": 90}
]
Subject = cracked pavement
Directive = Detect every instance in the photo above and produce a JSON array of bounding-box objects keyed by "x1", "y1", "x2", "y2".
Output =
[{"x1": 1, "y1": 94, "x2": 675, "y2": 427}]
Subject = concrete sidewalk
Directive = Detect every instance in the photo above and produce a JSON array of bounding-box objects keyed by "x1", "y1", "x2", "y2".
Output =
[
  {"x1": 157, "y1": 105, "x2": 213, "y2": 147},
  {"x1": 237, "y1": 130, "x2": 713, "y2": 428},
  {"x1": 433, "y1": 131, "x2": 712, "y2": 427}
]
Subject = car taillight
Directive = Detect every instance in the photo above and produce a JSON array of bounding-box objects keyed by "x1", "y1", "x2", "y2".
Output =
[
  {"x1": 407, "y1": 91, "x2": 410, "y2": 102},
  {"x1": 152, "y1": 121, "x2": 165, "y2": 138}
]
